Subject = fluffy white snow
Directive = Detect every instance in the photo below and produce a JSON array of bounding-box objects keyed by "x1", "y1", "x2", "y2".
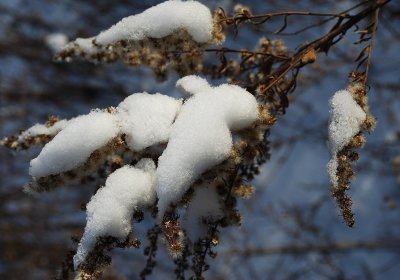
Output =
[
  {"x1": 117, "y1": 93, "x2": 182, "y2": 151},
  {"x1": 59, "y1": 0, "x2": 214, "y2": 53},
  {"x1": 156, "y1": 76, "x2": 258, "y2": 217},
  {"x1": 19, "y1": 119, "x2": 68, "y2": 141},
  {"x1": 29, "y1": 110, "x2": 120, "y2": 178},
  {"x1": 28, "y1": 92, "x2": 182, "y2": 178},
  {"x1": 327, "y1": 89, "x2": 366, "y2": 187},
  {"x1": 45, "y1": 32, "x2": 68, "y2": 52},
  {"x1": 73, "y1": 159, "x2": 157, "y2": 269},
  {"x1": 176, "y1": 75, "x2": 212, "y2": 96},
  {"x1": 95, "y1": 0, "x2": 214, "y2": 45},
  {"x1": 183, "y1": 184, "x2": 223, "y2": 241}
]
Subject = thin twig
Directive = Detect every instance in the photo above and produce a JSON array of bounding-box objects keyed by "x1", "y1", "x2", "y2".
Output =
[
  {"x1": 260, "y1": 0, "x2": 390, "y2": 96},
  {"x1": 221, "y1": 239, "x2": 400, "y2": 256},
  {"x1": 363, "y1": 5, "x2": 381, "y2": 85}
]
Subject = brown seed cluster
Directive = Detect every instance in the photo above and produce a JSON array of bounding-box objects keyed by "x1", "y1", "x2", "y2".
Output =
[
  {"x1": 163, "y1": 215, "x2": 185, "y2": 258},
  {"x1": 77, "y1": 235, "x2": 140, "y2": 279}
]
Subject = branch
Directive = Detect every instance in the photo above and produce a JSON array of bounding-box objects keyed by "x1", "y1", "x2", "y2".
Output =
[
  {"x1": 260, "y1": 0, "x2": 390, "y2": 96},
  {"x1": 221, "y1": 239, "x2": 400, "y2": 257},
  {"x1": 363, "y1": 5, "x2": 381, "y2": 85}
]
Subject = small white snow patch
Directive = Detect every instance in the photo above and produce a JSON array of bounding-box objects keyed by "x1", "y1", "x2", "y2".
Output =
[
  {"x1": 176, "y1": 75, "x2": 212, "y2": 96},
  {"x1": 19, "y1": 119, "x2": 68, "y2": 141},
  {"x1": 29, "y1": 110, "x2": 120, "y2": 178},
  {"x1": 156, "y1": 76, "x2": 258, "y2": 217},
  {"x1": 117, "y1": 93, "x2": 182, "y2": 151},
  {"x1": 45, "y1": 33, "x2": 68, "y2": 52},
  {"x1": 73, "y1": 159, "x2": 156, "y2": 269},
  {"x1": 327, "y1": 89, "x2": 366, "y2": 187}
]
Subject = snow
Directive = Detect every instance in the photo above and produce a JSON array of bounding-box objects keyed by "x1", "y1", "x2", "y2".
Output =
[
  {"x1": 183, "y1": 184, "x2": 223, "y2": 241},
  {"x1": 156, "y1": 76, "x2": 258, "y2": 217},
  {"x1": 58, "y1": 0, "x2": 214, "y2": 54},
  {"x1": 73, "y1": 159, "x2": 157, "y2": 269},
  {"x1": 117, "y1": 93, "x2": 182, "y2": 151},
  {"x1": 176, "y1": 75, "x2": 212, "y2": 96},
  {"x1": 27, "y1": 92, "x2": 182, "y2": 178},
  {"x1": 95, "y1": 0, "x2": 214, "y2": 45},
  {"x1": 18, "y1": 119, "x2": 68, "y2": 140},
  {"x1": 44, "y1": 32, "x2": 68, "y2": 52},
  {"x1": 29, "y1": 110, "x2": 120, "y2": 178},
  {"x1": 327, "y1": 89, "x2": 366, "y2": 187}
]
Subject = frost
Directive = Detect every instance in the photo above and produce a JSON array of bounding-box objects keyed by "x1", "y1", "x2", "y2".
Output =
[
  {"x1": 95, "y1": 0, "x2": 214, "y2": 45},
  {"x1": 183, "y1": 184, "x2": 223, "y2": 241},
  {"x1": 156, "y1": 76, "x2": 258, "y2": 217},
  {"x1": 73, "y1": 159, "x2": 156, "y2": 269},
  {"x1": 327, "y1": 89, "x2": 366, "y2": 187},
  {"x1": 117, "y1": 93, "x2": 182, "y2": 151},
  {"x1": 29, "y1": 111, "x2": 120, "y2": 178}
]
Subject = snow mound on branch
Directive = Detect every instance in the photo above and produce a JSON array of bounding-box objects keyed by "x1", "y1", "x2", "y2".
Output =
[
  {"x1": 73, "y1": 159, "x2": 156, "y2": 269},
  {"x1": 60, "y1": 0, "x2": 214, "y2": 54},
  {"x1": 19, "y1": 119, "x2": 69, "y2": 140},
  {"x1": 183, "y1": 184, "x2": 223, "y2": 241},
  {"x1": 117, "y1": 93, "x2": 182, "y2": 151},
  {"x1": 176, "y1": 73, "x2": 212, "y2": 96},
  {"x1": 95, "y1": 0, "x2": 214, "y2": 45},
  {"x1": 156, "y1": 76, "x2": 258, "y2": 217},
  {"x1": 28, "y1": 92, "x2": 182, "y2": 178},
  {"x1": 29, "y1": 111, "x2": 120, "y2": 178},
  {"x1": 327, "y1": 89, "x2": 366, "y2": 187}
]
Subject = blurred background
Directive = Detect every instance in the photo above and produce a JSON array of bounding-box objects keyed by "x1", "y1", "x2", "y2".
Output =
[{"x1": 1, "y1": 0, "x2": 399, "y2": 279}]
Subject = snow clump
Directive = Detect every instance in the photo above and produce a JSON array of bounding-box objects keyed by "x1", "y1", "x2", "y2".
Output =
[
  {"x1": 59, "y1": 0, "x2": 214, "y2": 56},
  {"x1": 327, "y1": 89, "x2": 366, "y2": 187},
  {"x1": 117, "y1": 93, "x2": 182, "y2": 151},
  {"x1": 73, "y1": 159, "x2": 157, "y2": 269},
  {"x1": 95, "y1": 0, "x2": 214, "y2": 45},
  {"x1": 156, "y1": 75, "x2": 259, "y2": 217},
  {"x1": 29, "y1": 93, "x2": 181, "y2": 179},
  {"x1": 29, "y1": 110, "x2": 120, "y2": 178}
]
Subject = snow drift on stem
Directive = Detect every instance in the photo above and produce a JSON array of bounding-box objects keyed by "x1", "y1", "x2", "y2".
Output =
[
  {"x1": 327, "y1": 89, "x2": 366, "y2": 187},
  {"x1": 156, "y1": 75, "x2": 258, "y2": 217},
  {"x1": 74, "y1": 159, "x2": 156, "y2": 269}
]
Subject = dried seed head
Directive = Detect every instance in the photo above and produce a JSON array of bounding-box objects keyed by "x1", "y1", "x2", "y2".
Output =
[
  {"x1": 362, "y1": 115, "x2": 376, "y2": 132},
  {"x1": 257, "y1": 104, "x2": 277, "y2": 127},
  {"x1": 163, "y1": 218, "x2": 184, "y2": 258},
  {"x1": 212, "y1": 9, "x2": 226, "y2": 44},
  {"x1": 232, "y1": 184, "x2": 255, "y2": 199},
  {"x1": 301, "y1": 48, "x2": 317, "y2": 65},
  {"x1": 350, "y1": 134, "x2": 366, "y2": 149}
]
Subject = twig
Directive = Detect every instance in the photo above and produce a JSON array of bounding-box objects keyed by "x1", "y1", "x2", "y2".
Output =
[
  {"x1": 221, "y1": 239, "x2": 400, "y2": 256},
  {"x1": 363, "y1": 5, "x2": 381, "y2": 85},
  {"x1": 260, "y1": 0, "x2": 390, "y2": 96}
]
